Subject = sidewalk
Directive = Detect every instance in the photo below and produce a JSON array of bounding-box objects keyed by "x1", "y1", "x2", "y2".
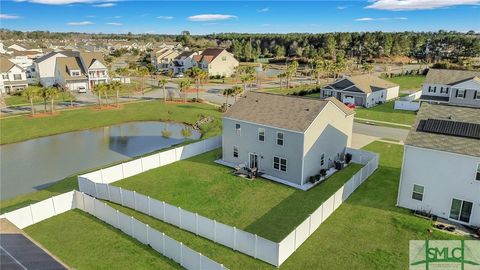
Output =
[{"x1": 355, "y1": 117, "x2": 412, "y2": 128}]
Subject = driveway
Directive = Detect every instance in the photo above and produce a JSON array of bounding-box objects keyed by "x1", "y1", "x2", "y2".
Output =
[{"x1": 353, "y1": 122, "x2": 409, "y2": 142}]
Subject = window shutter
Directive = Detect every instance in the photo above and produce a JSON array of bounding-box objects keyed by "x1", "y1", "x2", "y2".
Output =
[
  {"x1": 455, "y1": 90, "x2": 459, "y2": 98},
  {"x1": 475, "y1": 91, "x2": 478, "y2": 100}
]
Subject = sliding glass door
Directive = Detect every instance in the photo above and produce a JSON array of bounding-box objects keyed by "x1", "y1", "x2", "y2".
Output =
[{"x1": 449, "y1": 198, "x2": 473, "y2": 223}]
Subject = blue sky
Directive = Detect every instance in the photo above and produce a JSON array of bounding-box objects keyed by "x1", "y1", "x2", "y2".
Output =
[{"x1": 1, "y1": 0, "x2": 479, "y2": 34}]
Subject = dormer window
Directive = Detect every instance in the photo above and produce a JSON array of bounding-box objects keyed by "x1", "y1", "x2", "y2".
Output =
[{"x1": 70, "y1": 70, "x2": 81, "y2": 77}]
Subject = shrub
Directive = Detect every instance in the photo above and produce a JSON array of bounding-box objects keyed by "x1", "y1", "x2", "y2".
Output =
[
  {"x1": 345, "y1": 153, "x2": 352, "y2": 164},
  {"x1": 309, "y1": 176, "x2": 316, "y2": 184},
  {"x1": 319, "y1": 169, "x2": 327, "y2": 177},
  {"x1": 180, "y1": 127, "x2": 193, "y2": 138},
  {"x1": 315, "y1": 174, "x2": 321, "y2": 181},
  {"x1": 161, "y1": 128, "x2": 172, "y2": 138}
]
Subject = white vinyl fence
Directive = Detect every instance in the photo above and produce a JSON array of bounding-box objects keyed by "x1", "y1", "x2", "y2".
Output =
[
  {"x1": 0, "y1": 191, "x2": 226, "y2": 270},
  {"x1": 394, "y1": 90, "x2": 422, "y2": 111},
  {"x1": 78, "y1": 137, "x2": 379, "y2": 267}
]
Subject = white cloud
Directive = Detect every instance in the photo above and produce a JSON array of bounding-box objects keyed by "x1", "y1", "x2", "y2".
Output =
[
  {"x1": 106, "y1": 22, "x2": 122, "y2": 26},
  {"x1": 107, "y1": 15, "x2": 122, "y2": 19},
  {"x1": 92, "y1": 2, "x2": 115, "y2": 7},
  {"x1": 86, "y1": 15, "x2": 96, "y2": 18},
  {"x1": 67, "y1": 21, "x2": 94, "y2": 25},
  {"x1": 188, "y1": 14, "x2": 237, "y2": 22},
  {"x1": 366, "y1": 0, "x2": 480, "y2": 11},
  {"x1": 337, "y1": 5, "x2": 349, "y2": 10},
  {"x1": 157, "y1": 16, "x2": 174, "y2": 20},
  {"x1": 256, "y1": 7, "x2": 269, "y2": 12},
  {"x1": 355, "y1": 17, "x2": 374, "y2": 21},
  {"x1": 0, "y1": 14, "x2": 21, "y2": 19},
  {"x1": 354, "y1": 17, "x2": 408, "y2": 21}
]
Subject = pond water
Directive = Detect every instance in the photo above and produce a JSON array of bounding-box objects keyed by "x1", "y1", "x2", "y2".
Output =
[{"x1": 0, "y1": 121, "x2": 201, "y2": 199}]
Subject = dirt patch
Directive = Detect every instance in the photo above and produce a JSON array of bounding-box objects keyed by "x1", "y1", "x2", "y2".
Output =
[
  {"x1": 28, "y1": 112, "x2": 60, "y2": 118},
  {"x1": 90, "y1": 105, "x2": 124, "y2": 111}
]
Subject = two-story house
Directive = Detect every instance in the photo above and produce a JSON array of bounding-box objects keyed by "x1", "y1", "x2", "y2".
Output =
[
  {"x1": 0, "y1": 56, "x2": 28, "y2": 94},
  {"x1": 34, "y1": 51, "x2": 78, "y2": 87},
  {"x1": 79, "y1": 52, "x2": 109, "y2": 89},
  {"x1": 54, "y1": 57, "x2": 89, "y2": 92},
  {"x1": 151, "y1": 48, "x2": 180, "y2": 70},
  {"x1": 220, "y1": 92, "x2": 354, "y2": 188},
  {"x1": 320, "y1": 74, "x2": 399, "y2": 107},
  {"x1": 192, "y1": 48, "x2": 239, "y2": 77},
  {"x1": 397, "y1": 103, "x2": 480, "y2": 227},
  {"x1": 420, "y1": 69, "x2": 480, "y2": 108},
  {"x1": 169, "y1": 51, "x2": 199, "y2": 75}
]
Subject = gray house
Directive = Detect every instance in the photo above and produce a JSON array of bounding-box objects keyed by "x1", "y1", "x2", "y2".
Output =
[
  {"x1": 220, "y1": 92, "x2": 355, "y2": 188},
  {"x1": 420, "y1": 69, "x2": 480, "y2": 108},
  {"x1": 320, "y1": 74, "x2": 399, "y2": 108}
]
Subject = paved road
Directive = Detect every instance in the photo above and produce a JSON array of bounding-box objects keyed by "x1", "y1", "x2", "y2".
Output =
[{"x1": 353, "y1": 122, "x2": 409, "y2": 142}]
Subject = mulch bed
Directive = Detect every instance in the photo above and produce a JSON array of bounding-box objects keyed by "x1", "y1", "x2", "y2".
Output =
[{"x1": 28, "y1": 112, "x2": 60, "y2": 118}]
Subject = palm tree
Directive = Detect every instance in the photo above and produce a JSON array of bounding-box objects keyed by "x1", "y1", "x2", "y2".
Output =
[
  {"x1": 38, "y1": 87, "x2": 49, "y2": 113},
  {"x1": 222, "y1": 87, "x2": 234, "y2": 107},
  {"x1": 109, "y1": 81, "x2": 123, "y2": 107},
  {"x1": 46, "y1": 87, "x2": 58, "y2": 114},
  {"x1": 190, "y1": 67, "x2": 206, "y2": 100},
  {"x1": 286, "y1": 60, "x2": 299, "y2": 89},
  {"x1": 22, "y1": 86, "x2": 38, "y2": 115},
  {"x1": 157, "y1": 78, "x2": 169, "y2": 102},
  {"x1": 277, "y1": 72, "x2": 286, "y2": 87},
  {"x1": 177, "y1": 79, "x2": 191, "y2": 103},
  {"x1": 137, "y1": 66, "x2": 150, "y2": 97},
  {"x1": 116, "y1": 67, "x2": 130, "y2": 83},
  {"x1": 312, "y1": 59, "x2": 325, "y2": 85},
  {"x1": 92, "y1": 83, "x2": 107, "y2": 108},
  {"x1": 362, "y1": 62, "x2": 374, "y2": 74},
  {"x1": 231, "y1": 85, "x2": 243, "y2": 102}
]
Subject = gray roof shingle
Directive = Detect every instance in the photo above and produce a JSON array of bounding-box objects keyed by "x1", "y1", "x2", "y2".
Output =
[{"x1": 425, "y1": 69, "x2": 480, "y2": 85}]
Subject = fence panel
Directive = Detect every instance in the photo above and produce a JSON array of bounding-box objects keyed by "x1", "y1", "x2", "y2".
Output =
[
  {"x1": 333, "y1": 187, "x2": 344, "y2": 210},
  {"x1": 295, "y1": 218, "x2": 311, "y2": 249},
  {"x1": 215, "y1": 222, "x2": 235, "y2": 248},
  {"x1": 103, "y1": 204, "x2": 118, "y2": 227},
  {"x1": 74, "y1": 191, "x2": 85, "y2": 210},
  {"x1": 109, "y1": 186, "x2": 122, "y2": 205},
  {"x1": 78, "y1": 177, "x2": 96, "y2": 196},
  {"x1": 164, "y1": 235, "x2": 182, "y2": 263},
  {"x1": 135, "y1": 193, "x2": 150, "y2": 214},
  {"x1": 180, "y1": 209, "x2": 197, "y2": 233},
  {"x1": 322, "y1": 195, "x2": 335, "y2": 222},
  {"x1": 160, "y1": 149, "x2": 177, "y2": 166},
  {"x1": 201, "y1": 256, "x2": 224, "y2": 270},
  {"x1": 83, "y1": 195, "x2": 96, "y2": 216},
  {"x1": 81, "y1": 171, "x2": 102, "y2": 183},
  {"x1": 278, "y1": 231, "x2": 295, "y2": 266},
  {"x1": 181, "y1": 245, "x2": 200, "y2": 270},
  {"x1": 5, "y1": 207, "x2": 33, "y2": 229},
  {"x1": 94, "y1": 200, "x2": 109, "y2": 220},
  {"x1": 256, "y1": 236, "x2": 278, "y2": 266},
  {"x1": 122, "y1": 189, "x2": 135, "y2": 209},
  {"x1": 133, "y1": 218, "x2": 149, "y2": 245},
  {"x1": 30, "y1": 199, "x2": 55, "y2": 223},
  {"x1": 204, "y1": 137, "x2": 221, "y2": 152},
  {"x1": 197, "y1": 215, "x2": 215, "y2": 241},
  {"x1": 164, "y1": 203, "x2": 180, "y2": 227},
  {"x1": 310, "y1": 205, "x2": 323, "y2": 233},
  {"x1": 148, "y1": 228, "x2": 165, "y2": 254},
  {"x1": 235, "y1": 230, "x2": 255, "y2": 257},
  {"x1": 118, "y1": 212, "x2": 133, "y2": 236},
  {"x1": 52, "y1": 191, "x2": 75, "y2": 215},
  {"x1": 101, "y1": 164, "x2": 124, "y2": 184},
  {"x1": 95, "y1": 183, "x2": 109, "y2": 200},
  {"x1": 150, "y1": 199, "x2": 165, "y2": 222},
  {"x1": 123, "y1": 159, "x2": 143, "y2": 178},
  {"x1": 142, "y1": 153, "x2": 160, "y2": 172},
  {"x1": 178, "y1": 141, "x2": 204, "y2": 160}
]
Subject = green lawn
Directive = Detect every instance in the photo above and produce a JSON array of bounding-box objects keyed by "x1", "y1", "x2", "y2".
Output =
[
  {"x1": 259, "y1": 83, "x2": 321, "y2": 96},
  {"x1": 5, "y1": 91, "x2": 76, "y2": 107},
  {"x1": 355, "y1": 100, "x2": 417, "y2": 126},
  {"x1": 25, "y1": 210, "x2": 182, "y2": 270},
  {"x1": 0, "y1": 101, "x2": 222, "y2": 145},
  {"x1": 23, "y1": 141, "x2": 466, "y2": 270},
  {"x1": 113, "y1": 149, "x2": 362, "y2": 242},
  {"x1": 383, "y1": 74, "x2": 425, "y2": 91}
]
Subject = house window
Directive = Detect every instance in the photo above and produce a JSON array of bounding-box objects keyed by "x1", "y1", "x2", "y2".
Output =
[
  {"x1": 475, "y1": 163, "x2": 480, "y2": 181},
  {"x1": 440, "y1": 87, "x2": 449, "y2": 94},
  {"x1": 475, "y1": 91, "x2": 480, "y2": 100},
  {"x1": 71, "y1": 71, "x2": 80, "y2": 77},
  {"x1": 276, "y1": 132, "x2": 284, "y2": 146},
  {"x1": 235, "y1": 123, "x2": 241, "y2": 136},
  {"x1": 273, "y1": 156, "x2": 287, "y2": 172},
  {"x1": 449, "y1": 198, "x2": 473, "y2": 223},
  {"x1": 233, "y1": 146, "x2": 239, "y2": 158},
  {"x1": 2, "y1": 74, "x2": 8, "y2": 80},
  {"x1": 13, "y1": 74, "x2": 22, "y2": 80},
  {"x1": 258, "y1": 128, "x2": 265, "y2": 142},
  {"x1": 456, "y1": 89, "x2": 465, "y2": 99},
  {"x1": 320, "y1": 153, "x2": 325, "y2": 166},
  {"x1": 412, "y1": 184, "x2": 424, "y2": 201},
  {"x1": 428, "y1": 86, "x2": 436, "y2": 93}
]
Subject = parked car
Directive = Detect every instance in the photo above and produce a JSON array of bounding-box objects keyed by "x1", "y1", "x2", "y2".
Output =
[
  {"x1": 174, "y1": 73, "x2": 185, "y2": 78},
  {"x1": 345, "y1": 103, "x2": 356, "y2": 109},
  {"x1": 78, "y1": 86, "x2": 87, "y2": 93}
]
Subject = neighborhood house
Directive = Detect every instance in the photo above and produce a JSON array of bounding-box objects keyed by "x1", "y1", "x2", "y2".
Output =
[
  {"x1": 0, "y1": 56, "x2": 28, "y2": 94},
  {"x1": 320, "y1": 74, "x2": 399, "y2": 107},
  {"x1": 397, "y1": 103, "x2": 480, "y2": 227},
  {"x1": 220, "y1": 92, "x2": 355, "y2": 188},
  {"x1": 420, "y1": 69, "x2": 480, "y2": 108},
  {"x1": 193, "y1": 48, "x2": 239, "y2": 77}
]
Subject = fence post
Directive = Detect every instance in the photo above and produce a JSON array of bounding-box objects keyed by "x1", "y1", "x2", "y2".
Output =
[
  {"x1": 116, "y1": 210, "x2": 120, "y2": 229},
  {"x1": 120, "y1": 187, "x2": 124, "y2": 206},
  {"x1": 180, "y1": 242, "x2": 184, "y2": 267},
  {"x1": 51, "y1": 197, "x2": 57, "y2": 215},
  {"x1": 133, "y1": 191, "x2": 137, "y2": 210},
  {"x1": 93, "y1": 198, "x2": 97, "y2": 217},
  {"x1": 141, "y1": 157, "x2": 144, "y2": 172},
  {"x1": 162, "y1": 233, "x2": 166, "y2": 254},
  {"x1": 233, "y1": 227, "x2": 237, "y2": 251},
  {"x1": 294, "y1": 227, "x2": 297, "y2": 250},
  {"x1": 220, "y1": 264, "x2": 224, "y2": 270},
  {"x1": 29, "y1": 204, "x2": 35, "y2": 224},
  {"x1": 94, "y1": 183, "x2": 98, "y2": 198},
  {"x1": 148, "y1": 196, "x2": 151, "y2": 215},
  {"x1": 107, "y1": 184, "x2": 111, "y2": 201},
  {"x1": 100, "y1": 168, "x2": 104, "y2": 183},
  {"x1": 213, "y1": 220, "x2": 217, "y2": 242},
  {"x1": 162, "y1": 201, "x2": 166, "y2": 221},
  {"x1": 195, "y1": 213, "x2": 199, "y2": 235},
  {"x1": 308, "y1": 214, "x2": 312, "y2": 235},
  {"x1": 146, "y1": 224, "x2": 150, "y2": 244},
  {"x1": 199, "y1": 253, "x2": 202, "y2": 270},
  {"x1": 178, "y1": 207, "x2": 182, "y2": 228},
  {"x1": 131, "y1": 216, "x2": 134, "y2": 238},
  {"x1": 81, "y1": 192, "x2": 86, "y2": 211},
  {"x1": 254, "y1": 234, "x2": 258, "y2": 259},
  {"x1": 121, "y1": 163, "x2": 125, "y2": 178}
]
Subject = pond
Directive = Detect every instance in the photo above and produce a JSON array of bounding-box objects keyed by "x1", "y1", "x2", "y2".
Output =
[{"x1": 0, "y1": 121, "x2": 201, "y2": 200}]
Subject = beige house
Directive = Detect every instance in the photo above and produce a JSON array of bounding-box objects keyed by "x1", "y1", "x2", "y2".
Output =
[
  {"x1": 320, "y1": 74, "x2": 399, "y2": 108},
  {"x1": 193, "y1": 48, "x2": 239, "y2": 77},
  {"x1": 151, "y1": 48, "x2": 180, "y2": 70},
  {"x1": 0, "y1": 56, "x2": 28, "y2": 94}
]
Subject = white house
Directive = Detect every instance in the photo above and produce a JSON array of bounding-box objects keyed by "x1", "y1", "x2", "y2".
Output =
[
  {"x1": 79, "y1": 52, "x2": 109, "y2": 90},
  {"x1": 320, "y1": 74, "x2": 399, "y2": 107},
  {"x1": 9, "y1": 56, "x2": 38, "y2": 84},
  {"x1": 220, "y1": 92, "x2": 355, "y2": 188},
  {"x1": 34, "y1": 51, "x2": 76, "y2": 87},
  {"x1": 420, "y1": 69, "x2": 480, "y2": 108},
  {"x1": 151, "y1": 48, "x2": 180, "y2": 70},
  {"x1": 397, "y1": 103, "x2": 480, "y2": 227},
  {"x1": 192, "y1": 48, "x2": 239, "y2": 77},
  {"x1": 0, "y1": 56, "x2": 28, "y2": 94},
  {"x1": 169, "y1": 51, "x2": 199, "y2": 74}
]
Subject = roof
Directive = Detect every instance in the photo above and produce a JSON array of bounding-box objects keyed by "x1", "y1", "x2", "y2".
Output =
[
  {"x1": 34, "y1": 50, "x2": 77, "y2": 63},
  {"x1": 405, "y1": 103, "x2": 480, "y2": 157},
  {"x1": 0, "y1": 56, "x2": 15, "y2": 72},
  {"x1": 326, "y1": 74, "x2": 398, "y2": 93},
  {"x1": 223, "y1": 92, "x2": 353, "y2": 132},
  {"x1": 195, "y1": 48, "x2": 227, "y2": 63},
  {"x1": 56, "y1": 57, "x2": 88, "y2": 81},
  {"x1": 79, "y1": 52, "x2": 106, "y2": 68},
  {"x1": 175, "y1": 51, "x2": 195, "y2": 59},
  {"x1": 425, "y1": 69, "x2": 480, "y2": 85}
]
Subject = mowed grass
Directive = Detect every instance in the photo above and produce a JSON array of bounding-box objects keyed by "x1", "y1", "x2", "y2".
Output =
[
  {"x1": 24, "y1": 210, "x2": 182, "y2": 270},
  {"x1": 355, "y1": 100, "x2": 417, "y2": 125},
  {"x1": 0, "y1": 101, "x2": 222, "y2": 144},
  {"x1": 384, "y1": 74, "x2": 425, "y2": 91},
  {"x1": 113, "y1": 149, "x2": 362, "y2": 242}
]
